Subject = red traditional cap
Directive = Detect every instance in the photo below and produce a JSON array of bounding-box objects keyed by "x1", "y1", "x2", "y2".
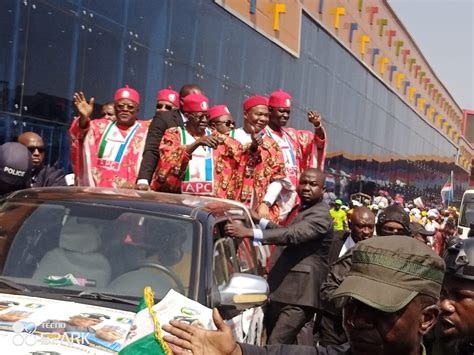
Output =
[
  {"x1": 182, "y1": 93, "x2": 209, "y2": 112},
  {"x1": 268, "y1": 90, "x2": 292, "y2": 108},
  {"x1": 208, "y1": 105, "x2": 231, "y2": 120},
  {"x1": 156, "y1": 87, "x2": 179, "y2": 107},
  {"x1": 243, "y1": 96, "x2": 269, "y2": 111},
  {"x1": 114, "y1": 85, "x2": 140, "y2": 105}
]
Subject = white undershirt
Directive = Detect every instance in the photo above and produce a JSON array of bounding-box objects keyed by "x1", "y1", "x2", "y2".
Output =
[
  {"x1": 180, "y1": 110, "x2": 187, "y2": 123},
  {"x1": 339, "y1": 235, "x2": 356, "y2": 257}
]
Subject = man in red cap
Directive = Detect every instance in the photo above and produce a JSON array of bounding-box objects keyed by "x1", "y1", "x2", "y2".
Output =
[
  {"x1": 155, "y1": 87, "x2": 180, "y2": 112},
  {"x1": 70, "y1": 86, "x2": 149, "y2": 188},
  {"x1": 151, "y1": 94, "x2": 241, "y2": 198},
  {"x1": 136, "y1": 84, "x2": 203, "y2": 190},
  {"x1": 228, "y1": 96, "x2": 286, "y2": 222},
  {"x1": 264, "y1": 90, "x2": 327, "y2": 222},
  {"x1": 208, "y1": 105, "x2": 235, "y2": 135}
]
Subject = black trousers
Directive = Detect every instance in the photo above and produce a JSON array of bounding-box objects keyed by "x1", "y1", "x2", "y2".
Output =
[{"x1": 264, "y1": 301, "x2": 315, "y2": 345}]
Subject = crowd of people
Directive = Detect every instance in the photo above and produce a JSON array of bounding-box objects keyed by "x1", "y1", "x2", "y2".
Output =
[
  {"x1": 0, "y1": 83, "x2": 472, "y2": 355},
  {"x1": 325, "y1": 190, "x2": 459, "y2": 257}
]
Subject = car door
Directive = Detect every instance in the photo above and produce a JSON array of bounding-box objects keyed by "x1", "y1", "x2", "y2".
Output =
[{"x1": 211, "y1": 219, "x2": 265, "y2": 345}]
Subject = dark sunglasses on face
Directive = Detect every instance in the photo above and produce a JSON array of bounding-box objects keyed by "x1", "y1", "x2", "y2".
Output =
[
  {"x1": 116, "y1": 103, "x2": 137, "y2": 110},
  {"x1": 27, "y1": 146, "x2": 45, "y2": 154},
  {"x1": 156, "y1": 104, "x2": 174, "y2": 110},
  {"x1": 214, "y1": 120, "x2": 235, "y2": 127}
]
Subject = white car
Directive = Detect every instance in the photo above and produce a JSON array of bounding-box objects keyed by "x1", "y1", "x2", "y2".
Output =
[{"x1": 458, "y1": 189, "x2": 474, "y2": 238}]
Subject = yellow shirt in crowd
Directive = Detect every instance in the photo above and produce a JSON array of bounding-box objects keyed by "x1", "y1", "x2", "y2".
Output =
[{"x1": 330, "y1": 208, "x2": 347, "y2": 231}]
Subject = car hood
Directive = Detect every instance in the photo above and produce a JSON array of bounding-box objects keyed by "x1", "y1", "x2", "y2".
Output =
[{"x1": 0, "y1": 292, "x2": 134, "y2": 354}]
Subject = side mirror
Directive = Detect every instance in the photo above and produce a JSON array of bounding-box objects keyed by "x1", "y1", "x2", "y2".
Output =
[{"x1": 218, "y1": 273, "x2": 268, "y2": 311}]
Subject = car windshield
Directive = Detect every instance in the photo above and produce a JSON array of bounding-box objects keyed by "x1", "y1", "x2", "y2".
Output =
[
  {"x1": 0, "y1": 199, "x2": 196, "y2": 300},
  {"x1": 460, "y1": 201, "x2": 474, "y2": 227}
]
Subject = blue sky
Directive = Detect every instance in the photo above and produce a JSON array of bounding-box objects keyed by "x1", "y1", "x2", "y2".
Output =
[{"x1": 388, "y1": 0, "x2": 474, "y2": 109}]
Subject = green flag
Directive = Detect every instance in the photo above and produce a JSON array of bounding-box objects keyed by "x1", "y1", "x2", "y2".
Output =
[{"x1": 119, "y1": 287, "x2": 169, "y2": 355}]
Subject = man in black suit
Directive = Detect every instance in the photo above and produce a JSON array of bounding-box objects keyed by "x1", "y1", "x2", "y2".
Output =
[
  {"x1": 136, "y1": 84, "x2": 203, "y2": 189},
  {"x1": 326, "y1": 206, "x2": 375, "y2": 265},
  {"x1": 225, "y1": 168, "x2": 333, "y2": 345},
  {"x1": 317, "y1": 206, "x2": 375, "y2": 346},
  {"x1": 17, "y1": 132, "x2": 67, "y2": 187}
]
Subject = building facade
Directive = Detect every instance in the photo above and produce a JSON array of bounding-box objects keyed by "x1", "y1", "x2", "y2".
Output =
[{"x1": 0, "y1": 0, "x2": 471, "y2": 201}]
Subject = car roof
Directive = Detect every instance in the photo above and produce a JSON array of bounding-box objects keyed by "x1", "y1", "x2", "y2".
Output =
[{"x1": 6, "y1": 187, "x2": 249, "y2": 220}]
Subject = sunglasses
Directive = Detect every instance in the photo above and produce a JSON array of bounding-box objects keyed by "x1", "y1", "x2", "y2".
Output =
[
  {"x1": 27, "y1": 146, "x2": 46, "y2": 154},
  {"x1": 214, "y1": 120, "x2": 235, "y2": 127},
  {"x1": 156, "y1": 104, "x2": 174, "y2": 110},
  {"x1": 116, "y1": 103, "x2": 137, "y2": 110}
]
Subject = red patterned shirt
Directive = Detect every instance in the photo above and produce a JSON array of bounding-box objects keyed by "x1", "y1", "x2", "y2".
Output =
[{"x1": 151, "y1": 127, "x2": 241, "y2": 199}]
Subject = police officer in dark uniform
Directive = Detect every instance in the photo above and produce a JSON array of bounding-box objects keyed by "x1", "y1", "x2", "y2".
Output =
[{"x1": 0, "y1": 142, "x2": 33, "y2": 195}]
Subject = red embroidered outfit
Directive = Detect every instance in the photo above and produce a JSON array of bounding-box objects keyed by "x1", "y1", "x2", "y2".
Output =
[
  {"x1": 151, "y1": 127, "x2": 241, "y2": 199},
  {"x1": 264, "y1": 126, "x2": 327, "y2": 220},
  {"x1": 69, "y1": 118, "x2": 149, "y2": 188},
  {"x1": 230, "y1": 128, "x2": 286, "y2": 222}
]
